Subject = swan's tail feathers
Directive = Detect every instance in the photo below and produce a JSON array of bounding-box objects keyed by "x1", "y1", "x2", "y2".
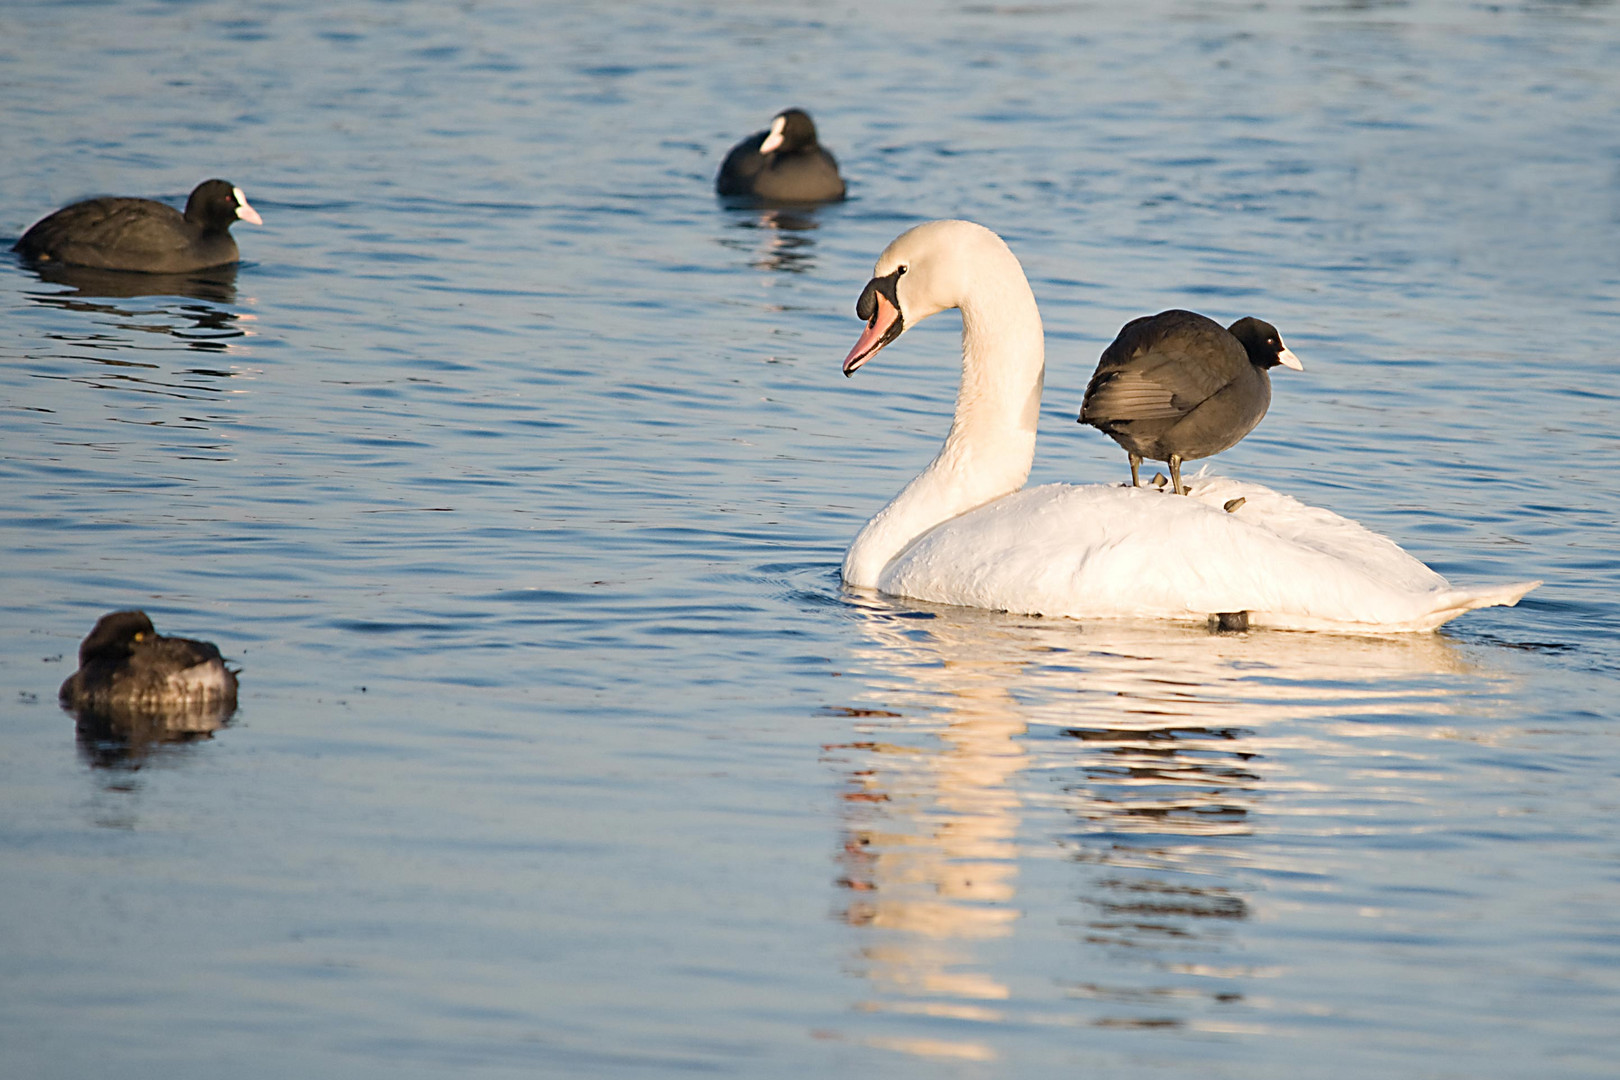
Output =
[{"x1": 1427, "y1": 579, "x2": 1542, "y2": 629}]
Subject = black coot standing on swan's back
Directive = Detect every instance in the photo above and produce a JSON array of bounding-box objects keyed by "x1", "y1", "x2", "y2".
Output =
[
  {"x1": 1080, "y1": 309, "x2": 1303, "y2": 495},
  {"x1": 716, "y1": 108, "x2": 846, "y2": 204},
  {"x1": 13, "y1": 178, "x2": 262, "y2": 273},
  {"x1": 59, "y1": 610, "x2": 238, "y2": 717}
]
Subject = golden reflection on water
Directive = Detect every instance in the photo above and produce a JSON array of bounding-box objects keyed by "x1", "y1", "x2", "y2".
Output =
[{"x1": 828, "y1": 601, "x2": 1492, "y2": 1059}]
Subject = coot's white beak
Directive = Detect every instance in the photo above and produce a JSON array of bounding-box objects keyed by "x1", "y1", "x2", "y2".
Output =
[
  {"x1": 758, "y1": 114, "x2": 787, "y2": 155},
  {"x1": 1276, "y1": 345, "x2": 1303, "y2": 371},
  {"x1": 233, "y1": 187, "x2": 264, "y2": 226}
]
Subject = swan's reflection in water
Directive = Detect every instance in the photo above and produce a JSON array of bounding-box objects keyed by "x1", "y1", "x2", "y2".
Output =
[
  {"x1": 829, "y1": 600, "x2": 1489, "y2": 1060},
  {"x1": 23, "y1": 262, "x2": 250, "y2": 354},
  {"x1": 718, "y1": 207, "x2": 821, "y2": 273}
]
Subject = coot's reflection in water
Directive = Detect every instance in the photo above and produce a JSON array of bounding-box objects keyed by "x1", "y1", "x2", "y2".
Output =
[
  {"x1": 718, "y1": 206, "x2": 823, "y2": 274},
  {"x1": 22, "y1": 261, "x2": 247, "y2": 352},
  {"x1": 67, "y1": 697, "x2": 236, "y2": 771},
  {"x1": 23, "y1": 259, "x2": 240, "y2": 304},
  {"x1": 829, "y1": 603, "x2": 1487, "y2": 1058}
]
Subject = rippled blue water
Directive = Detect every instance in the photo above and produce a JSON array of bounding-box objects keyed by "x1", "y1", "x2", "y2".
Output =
[{"x1": 1, "y1": 1, "x2": 1616, "y2": 1077}]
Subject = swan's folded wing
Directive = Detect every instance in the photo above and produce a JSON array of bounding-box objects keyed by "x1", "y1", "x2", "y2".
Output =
[{"x1": 875, "y1": 479, "x2": 1538, "y2": 632}]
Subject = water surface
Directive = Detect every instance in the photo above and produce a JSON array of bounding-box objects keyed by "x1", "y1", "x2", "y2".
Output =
[{"x1": 1, "y1": 1, "x2": 1616, "y2": 1077}]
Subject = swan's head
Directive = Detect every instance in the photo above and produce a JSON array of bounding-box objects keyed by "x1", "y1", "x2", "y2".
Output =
[
  {"x1": 1228, "y1": 317, "x2": 1304, "y2": 372},
  {"x1": 843, "y1": 220, "x2": 1016, "y2": 377}
]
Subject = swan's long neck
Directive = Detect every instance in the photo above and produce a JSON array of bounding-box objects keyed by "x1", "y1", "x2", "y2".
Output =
[{"x1": 843, "y1": 262, "x2": 1045, "y2": 589}]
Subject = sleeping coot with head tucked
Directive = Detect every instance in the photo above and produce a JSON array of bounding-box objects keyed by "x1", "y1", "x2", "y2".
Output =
[
  {"x1": 716, "y1": 108, "x2": 846, "y2": 205},
  {"x1": 60, "y1": 610, "x2": 238, "y2": 716},
  {"x1": 1080, "y1": 309, "x2": 1303, "y2": 495},
  {"x1": 14, "y1": 179, "x2": 262, "y2": 273}
]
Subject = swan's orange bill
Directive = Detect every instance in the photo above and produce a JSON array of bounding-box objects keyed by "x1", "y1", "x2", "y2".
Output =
[{"x1": 843, "y1": 292, "x2": 902, "y2": 377}]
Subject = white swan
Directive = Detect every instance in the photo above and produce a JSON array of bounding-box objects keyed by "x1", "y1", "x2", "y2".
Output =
[{"x1": 839, "y1": 220, "x2": 1539, "y2": 632}]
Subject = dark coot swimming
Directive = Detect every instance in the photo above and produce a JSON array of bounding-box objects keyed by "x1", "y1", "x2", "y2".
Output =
[
  {"x1": 716, "y1": 108, "x2": 846, "y2": 204},
  {"x1": 1080, "y1": 309, "x2": 1303, "y2": 494},
  {"x1": 14, "y1": 179, "x2": 262, "y2": 273},
  {"x1": 60, "y1": 610, "x2": 238, "y2": 716}
]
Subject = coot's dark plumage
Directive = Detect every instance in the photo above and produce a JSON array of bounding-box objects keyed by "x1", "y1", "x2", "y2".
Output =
[
  {"x1": 59, "y1": 610, "x2": 238, "y2": 716},
  {"x1": 1080, "y1": 309, "x2": 1303, "y2": 494},
  {"x1": 14, "y1": 179, "x2": 262, "y2": 273},
  {"x1": 716, "y1": 108, "x2": 846, "y2": 204}
]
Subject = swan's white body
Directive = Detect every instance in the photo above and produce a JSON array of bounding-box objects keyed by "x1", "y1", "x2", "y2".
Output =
[{"x1": 840, "y1": 221, "x2": 1538, "y2": 632}]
